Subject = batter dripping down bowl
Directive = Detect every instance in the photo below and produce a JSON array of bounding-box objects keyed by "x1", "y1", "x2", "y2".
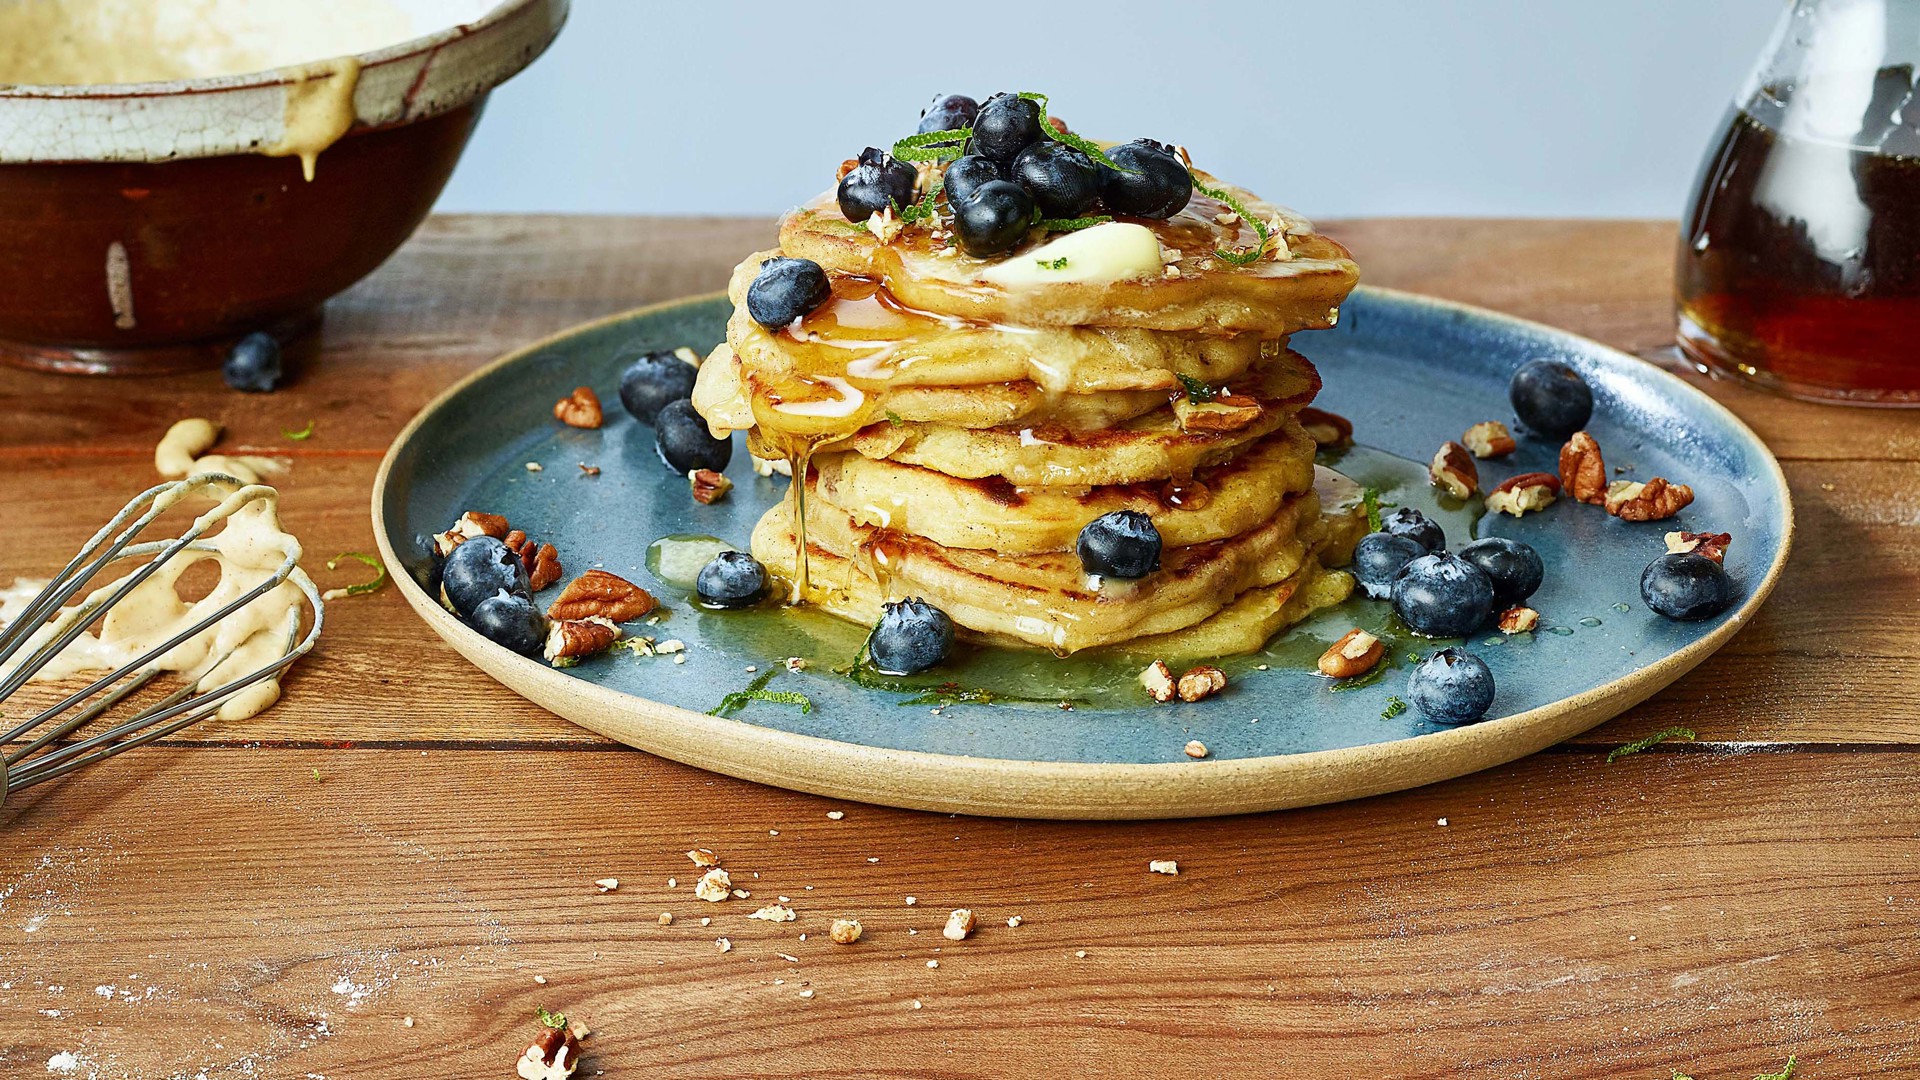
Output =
[{"x1": 0, "y1": 0, "x2": 566, "y2": 375}]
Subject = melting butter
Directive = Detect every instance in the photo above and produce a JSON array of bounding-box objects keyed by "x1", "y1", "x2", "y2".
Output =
[{"x1": 978, "y1": 222, "x2": 1164, "y2": 288}]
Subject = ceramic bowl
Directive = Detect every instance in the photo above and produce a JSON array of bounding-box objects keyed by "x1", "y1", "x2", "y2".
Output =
[{"x1": 0, "y1": 0, "x2": 567, "y2": 375}]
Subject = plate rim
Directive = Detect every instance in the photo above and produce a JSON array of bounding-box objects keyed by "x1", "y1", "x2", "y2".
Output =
[{"x1": 370, "y1": 284, "x2": 1794, "y2": 820}]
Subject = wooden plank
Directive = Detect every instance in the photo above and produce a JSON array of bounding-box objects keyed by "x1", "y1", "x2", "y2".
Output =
[{"x1": 0, "y1": 747, "x2": 1914, "y2": 1078}]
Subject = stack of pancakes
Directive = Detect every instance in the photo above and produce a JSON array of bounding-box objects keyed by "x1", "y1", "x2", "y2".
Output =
[{"x1": 692, "y1": 169, "x2": 1365, "y2": 659}]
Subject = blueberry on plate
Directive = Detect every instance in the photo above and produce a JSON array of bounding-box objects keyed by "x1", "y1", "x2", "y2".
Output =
[
  {"x1": 837, "y1": 147, "x2": 918, "y2": 222},
  {"x1": 442, "y1": 535, "x2": 530, "y2": 617},
  {"x1": 1508, "y1": 359, "x2": 1594, "y2": 438},
  {"x1": 918, "y1": 93, "x2": 978, "y2": 137},
  {"x1": 1010, "y1": 141, "x2": 1099, "y2": 219},
  {"x1": 1407, "y1": 647, "x2": 1496, "y2": 725},
  {"x1": 1352, "y1": 531, "x2": 1426, "y2": 600},
  {"x1": 1458, "y1": 536, "x2": 1544, "y2": 608},
  {"x1": 746, "y1": 256, "x2": 832, "y2": 329},
  {"x1": 1077, "y1": 510, "x2": 1161, "y2": 579},
  {"x1": 1640, "y1": 552, "x2": 1734, "y2": 621},
  {"x1": 222, "y1": 331, "x2": 283, "y2": 393},
  {"x1": 696, "y1": 550, "x2": 768, "y2": 609},
  {"x1": 655, "y1": 398, "x2": 732, "y2": 474},
  {"x1": 414, "y1": 533, "x2": 446, "y2": 597},
  {"x1": 867, "y1": 597, "x2": 955, "y2": 675},
  {"x1": 971, "y1": 92, "x2": 1043, "y2": 163},
  {"x1": 940, "y1": 154, "x2": 1004, "y2": 207},
  {"x1": 1096, "y1": 139, "x2": 1193, "y2": 219},
  {"x1": 468, "y1": 590, "x2": 546, "y2": 656},
  {"x1": 617, "y1": 349, "x2": 698, "y2": 424},
  {"x1": 1380, "y1": 506, "x2": 1445, "y2": 553},
  {"x1": 1391, "y1": 551, "x2": 1494, "y2": 637},
  {"x1": 952, "y1": 179, "x2": 1036, "y2": 257}
]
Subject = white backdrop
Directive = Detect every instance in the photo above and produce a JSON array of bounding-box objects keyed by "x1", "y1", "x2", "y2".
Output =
[{"x1": 435, "y1": 0, "x2": 1783, "y2": 219}]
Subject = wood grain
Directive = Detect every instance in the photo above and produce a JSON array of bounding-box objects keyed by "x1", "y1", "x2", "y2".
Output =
[{"x1": 0, "y1": 216, "x2": 1916, "y2": 1075}]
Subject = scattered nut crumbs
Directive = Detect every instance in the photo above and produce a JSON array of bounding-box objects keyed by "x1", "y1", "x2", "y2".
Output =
[
  {"x1": 525, "y1": 461, "x2": 544, "y2": 473},
  {"x1": 777, "y1": 953, "x2": 799, "y2": 963},
  {"x1": 716, "y1": 937, "x2": 731, "y2": 953},
  {"x1": 404, "y1": 1016, "x2": 415, "y2": 1028},
  {"x1": 667, "y1": 877, "x2": 677, "y2": 889},
  {"x1": 533, "y1": 975, "x2": 547, "y2": 985},
  {"x1": 1437, "y1": 818, "x2": 1449, "y2": 827},
  {"x1": 1007, "y1": 916, "x2": 1022, "y2": 928},
  {"x1": 830, "y1": 919, "x2": 863, "y2": 944},
  {"x1": 1138, "y1": 660, "x2": 1176, "y2": 703},
  {"x1": 1184, "y1": 740, "x2": 1209, "y2": 759},
  {"x1": 748, "y1": 905, "x2": 796, "y2": 923},
  {"x1": 927, "y1": 960, "x2": 939, "y2": 969},
  {"x1": 911, "y1": 1000, "x2": 923, "y2": 1010},
  {"x1": 1461, "y1": 420, "x2": 1517, "y2": 458},
  {"x1": 593, "y1": 878, "x2": 619, "y2": 893},
  {"x1": 686, "y1": 848, "x2": 718, "y2": 867},
  {"x1": 798, "y1": 989, "x2": 815, "y2": 1000},
  {"x1": 1176, "y1": 665, "x2": 1226, "y2": 702},
  {"x1": 827, "y1": 811, "x2": 844, "y2": 820},
  {"x1": 1498, "y1": 606, "x2": 1541, "y2": 634},
  {"x1": 785, "y1": 656, "x2": 808, "y2": 672},
  {"x1": 1075, "y1": 950, "x2": 1088, "y2": 959},
  {"x1": 553, "y1": 386, "x2": 604, "y2": 429},
  {"x1": 658, "y1": 913, "x2": 673, "y2": 926},
  {"x1": 578, "y1": 464, "x2": 600, "y2": 477},
  {"x1": 942, "y1": 909, "x2": 976, "y2": 941},
  {"x1": 694, "y1": 868, "x2": 733, "y2": 902},
  {"x1": 904, "y1": 896, "x2": 917, "y2": 906},
  {"x1": 1149, "y1": 860, "x2": 1180, "y2": 876}
]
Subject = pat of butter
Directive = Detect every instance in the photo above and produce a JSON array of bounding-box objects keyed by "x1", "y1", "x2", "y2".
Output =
[{"x1": 980, "y1": 222, "x2": 1162, "y2": 288}]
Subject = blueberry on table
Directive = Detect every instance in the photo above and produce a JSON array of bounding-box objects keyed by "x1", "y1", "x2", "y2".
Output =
[
  {"x1": 1011, "y1": 141, "x2": 1099, "y2": 219},
  {"x1": 1458, "y1": 537, "x2": 1544, "y2": 607},
  {"x1": 1407, "y1": 647, "x2": 1496, "y2": 725},
  {"x1": 1077, "y1": 510, "x2": 1162, "y2": 580},
  {"x1": 746, "y1": 257, "x2": 832, "y2": 329},
  {"x1": 222, "y1": 331, "x2": 282, "y2": 393},
  {"x1": 617, "y1": 350, "x2": 698, "y2": 424},
  {"x1": 442, "y1": 535, "x2": 530, "y2": 617},
  {"x1": 1508, "y1": 359, "x2": 1594, "y2": 438},
  {"x1": 1640, "y1": 552, "x2": 1734, "y2": 621},
  {"x1": 655, "y1": 399, "x2": 732, "y2": 474},
  {"x1": 1096, "y1": 140, "x2": 1193, "y2": 219},
  {"x1": 867, "y1": 597, "x2": 955, "y2": 675},
  {"x1": 971, "y1": 93, "x2": 1044, "y2": 163},
  {"x1": 1380, "y1": 506, "x2": 1445, "y2": 553},
  {"x1": 940, "y1": 154, "x2": 1005, "y2": 208},
  {"x1": 917, "y1": 94, "x2": 979, "y2": 137},
  {"x1": 837, "y1": 147, "x2": 918, "y2": 223},
  {"x1": 952, "y1": 179, "x2": 1036, "y2": 257},
  {"x1": 1391, "y1": 551, "x2": 1495, "y2": 637},
  {"x1": 1352, "y1": 531, "x2": 1426, "y2": 600},
  {"x1": 695, "y1": 550, "x2": 768, "y2": 609},
  {"x1": 469, "y1": 590, "x2": 546, "y2": 656}
]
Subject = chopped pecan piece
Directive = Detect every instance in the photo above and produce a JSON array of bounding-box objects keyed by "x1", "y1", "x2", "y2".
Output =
[
  {"x1": 526, "y1": 544, "x2": 563, "y2": 591},
  {"x1": 1139, "y1": 660, "x2": 1177, "y2": 704},
  {"x1": 1297, "y1": 406, "x2": 1354, "y2": 447},
  {"x1": 1462, "y1": 420, "x2": 1517, "y2": 459},
  {"x1": 1558, "y1": 431, "x2": 1608, "y2": 505},
  {"x1": 1485, "y1": 472, "x2": 1562, "y2": 517},
  {"x1": 1317, "y1": 628, "x2": 1385, "y2": 679},
  {"x1": 1173, "y1": 393, "x2": 1262, "y2": 433},
  {"x1": 1497, "y1": 606, "x2": 1541, "y2": 634},
  {"x1": 547, "y1": 569, "x2": 656, "y2": 622},
  {"x1": 830, "y1": 918, "x2": 863, "y2": 944},
  {"x1": 1605, "y1": 477, "x2": 1695, "y2": 522},
  {"x1": 1665, "y1": 531, "x2": 1732, "y2": 564},
  {"x1": 553, "y1": 386, "x2": 604, "y2": 429},
  {"x1": 434, "y1": 510, "x2": 510, "y2": 555},
  {"x1": 690, "y1": 468, "x2": 733, "y2": 504},
  {"x1": 544, "y1": 616, "x2": 621, "y2": 664},
  {"x1": 1176, "y1": 665, "x2": 1227, "y2": 702},
  {"x1": 1429, "y1": 441, "x2": 1479, "y2": 499}
]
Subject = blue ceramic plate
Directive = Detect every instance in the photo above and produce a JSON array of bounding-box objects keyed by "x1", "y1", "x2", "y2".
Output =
[{"x1": 372, "y1": 286, "x2": 1792, "y2": 819}]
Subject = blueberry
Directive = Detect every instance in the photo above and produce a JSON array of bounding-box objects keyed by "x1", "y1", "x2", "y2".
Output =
[
  {"x1": 1077, "y1": 510, "x2": 1161, "y2": 579},
  {"x1": 917, "y1": 94, "x2": 978, "y2": 137},
  {"x1": 951, "y1": 179, "x2": 1034, "y2": 257},
  {"x1": 617, "y1": 349, "x2": 698, "y2": 424},
  {"x1": 1407, "y1": 648, "x2": 1496, "y2": 725},
  {"x1": 1508, "y1": 359, "x2": 1594, "y2": 438},
  {"x1": 1640, "y1": 553, "x2": 1734, "y2": 621},
  {"x1": 655, "y1": 398, "x2": 732, "y2": 474},
  {"x1": 867, "y1": 597, "x2": 955, "y2": 675},
  {"x1": 469, "y1": 589, "x2": 546, "y2": 656},
  {"x1": 1458, "y1": 537, "x2": 1544, "y2": 608},
  {"x1": 414, "y1": 534, "x2": 446, "y2": 597},
  {"x1": 222, "y1": 331, "x2": 282, "y2": 393},
  {"x1": 1352, "y1": 531, "x2": 1426, "y2": 600},
  {"x1": 746, "y1": 257, "x2": 832, "y2": 329},
  {"x1": 1380, "y1": 506, "x2": 1445, "y2": 553},
  {"x1": 971, "y1": 93, "x2": 1043, "y2": 163},
  {"x1": 1391, "y1": 551, "x2": 1495, "y2": 637},
  {"x1": 442, "y1": 535, "x2": 529, "y2": 618},
  {"x1": 1096, "y1": 139, "x2": 1193, "y2": 219},
  {"x1": 1010, "y1": 141, "x2": 1099, "y2": 219},
  {"x1": 941, "y1": 154, "x2": 1005, "y2": 207},
  {"x1": 837, "y1": 147, "x2": 918, "y2": 222},
  {"x1": 695, "y1": 550, "x2": 767, "y2": 609}
]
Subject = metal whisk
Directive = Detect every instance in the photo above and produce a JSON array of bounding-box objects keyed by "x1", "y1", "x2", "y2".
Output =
[{"x1": 0, "y1": 476, "x2": 323, "y2": 810}]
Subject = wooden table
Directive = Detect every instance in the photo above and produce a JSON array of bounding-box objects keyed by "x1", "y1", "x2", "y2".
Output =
[{"x1": 1, "y1": 218, "x2": 1914, "y2": 1079}]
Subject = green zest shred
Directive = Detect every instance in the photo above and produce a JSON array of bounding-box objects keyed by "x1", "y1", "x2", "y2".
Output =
[
  {"x1": 1036, "y1": 215, "x2": 1112, "y2": 233},
  {"x1": 1036, "y1": 256, "x2": 1069, "y2": 270},
  {"x1": 1176, "y1": 373, "x2": 1217, "y2": 404},
  {"x1": 899, "y1": 182, "x2": 943, "y2": 224},
  {"x1": 1017, "y1": 92, "x2": 1131, "y2": 172},
  {"x1": 551, "y1": 656, "x2": 581, "y2": 669},
  {"x1": 1606, "y1": 726, "x2": 1697, "y2": 764},
  {"x1": 1189, "y1": 174, "x2": 1272, "y2": 267},
  {"x1": 323, "y1": 552, "x2": 388, "y2": 599},
  {"x1": 1754, "y1": 1058, "x2": 1797, "y2": 1080},
  {"x1": 710, "y1": 670, "x2": 813, "y2": 718},
  {"x1": 1380, "y1": 696, "x2": 1408, "y2": 720},
  {"x1": 884, "y1": 410, "x2": 905, "y2": 426},
  {"x1": 537, "y1": 1007, "x2": 567, "y2": 1030},
  {"x1": 1361, "y1": 488, "x2": 1386, "y2": 533},
  {"x1": 891, "y1": 127, "x2": 971, "y2": 163},
  {"x1": 284, "y1": 420, "x2": 315, "y2": 441}
]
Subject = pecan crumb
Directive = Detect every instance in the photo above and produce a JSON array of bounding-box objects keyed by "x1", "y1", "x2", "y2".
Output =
[
  {"x1": 1148, "y1": 860, "x2": 1180, "y2": 876},
  {"x1": 1429, "y1": 441, "x2": 1479, "y2": 499},
  {"x1": 1184, "y1": 739, "x2": 1209, "y2": 759},
  {"x1": 1665, "y1": 531, "x2": 1732, "y2": 564},
  {"x1": 1139, "y1": 660, "x2": 1177, "y2": 704},
  {"x1": 553, "y1": 386, "x2": 604, "y2": 429},
  {"x1": 1485, "y1": 472, "x2": 1561, "y2": 517},
  {"x1": 690, "y1": 468, "x2": 733, "y2": 504},
  {"x1": 829, "y1": 919, "x2": 863, "y2": 944},
  {"x1": 1176, "y1": 665, "x2": 1227, "y2": 703},
  {"x1": 1497, "y1": 606, "x2": 1541, "y2": 634},
  {"x1": 1462, "y1": 420, "x2": 1517, "y2": 459},
  {"x1": 942, "y1": 909, "x2": 976, "y2": 941}
]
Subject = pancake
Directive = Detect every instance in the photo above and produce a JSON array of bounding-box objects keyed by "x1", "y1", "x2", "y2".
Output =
[
  {"x1": 808, "y1": 423, "x2": 1318, "y2": 555},
  {"x1": 776, "y1": 170, "x2": 1360, "y2": 334},
  {"x1": 1115, "y1": 561, "x2": 1356, "y2": 662}
]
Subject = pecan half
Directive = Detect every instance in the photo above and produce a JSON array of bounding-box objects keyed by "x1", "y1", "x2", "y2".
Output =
[
  {"x1": 1665, "y1": 530, "x2": 1732, "y2": 564},
  {"x1": 544, "y1": 616, "x2": 621, "y2": 664},
  {"x1": 547, "y1": 569, "x2": 656, "y2": 622},
  {"x1": 1297, "y1": 406, "x2": 1354, "y2": 447},
  {"x1": 1462, "y1": 420, "x2": 1517, "y2": 459},
  {"x1": 1429, "y1": 441, "x2": 1479, "y2": 499},
  {"x1": 1485, "y1": 472, "x2": 1561, "y2": 517},
  {"x1": 1139, "y1": 660, "x2": 1177, "y2": 704},
  {"x1": 1497, "y1": 606, "x2": 1541, "y2": 634},
  {"x1": 1605, "y1": 477, "x2": 1695, "y2": 522},
  {"x1": 1176, "y1": 665, "x2": 1228, "y2": 703},
  {"x1": 1558, "y1": 431, "x2": 1607, "y2": 505},
  {"x1": 1317, "y1": 628, "x2": 1385, "y2": 679},
  {"x1": 553, "y1": 386, "x2": 604, "y2": 429},
  {"x1": 690, "y1": 468, "x2": 733, "y2": 504},
  {"x1": 1173, "y1": 394, "x2": 1262, "y2": 433}
]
